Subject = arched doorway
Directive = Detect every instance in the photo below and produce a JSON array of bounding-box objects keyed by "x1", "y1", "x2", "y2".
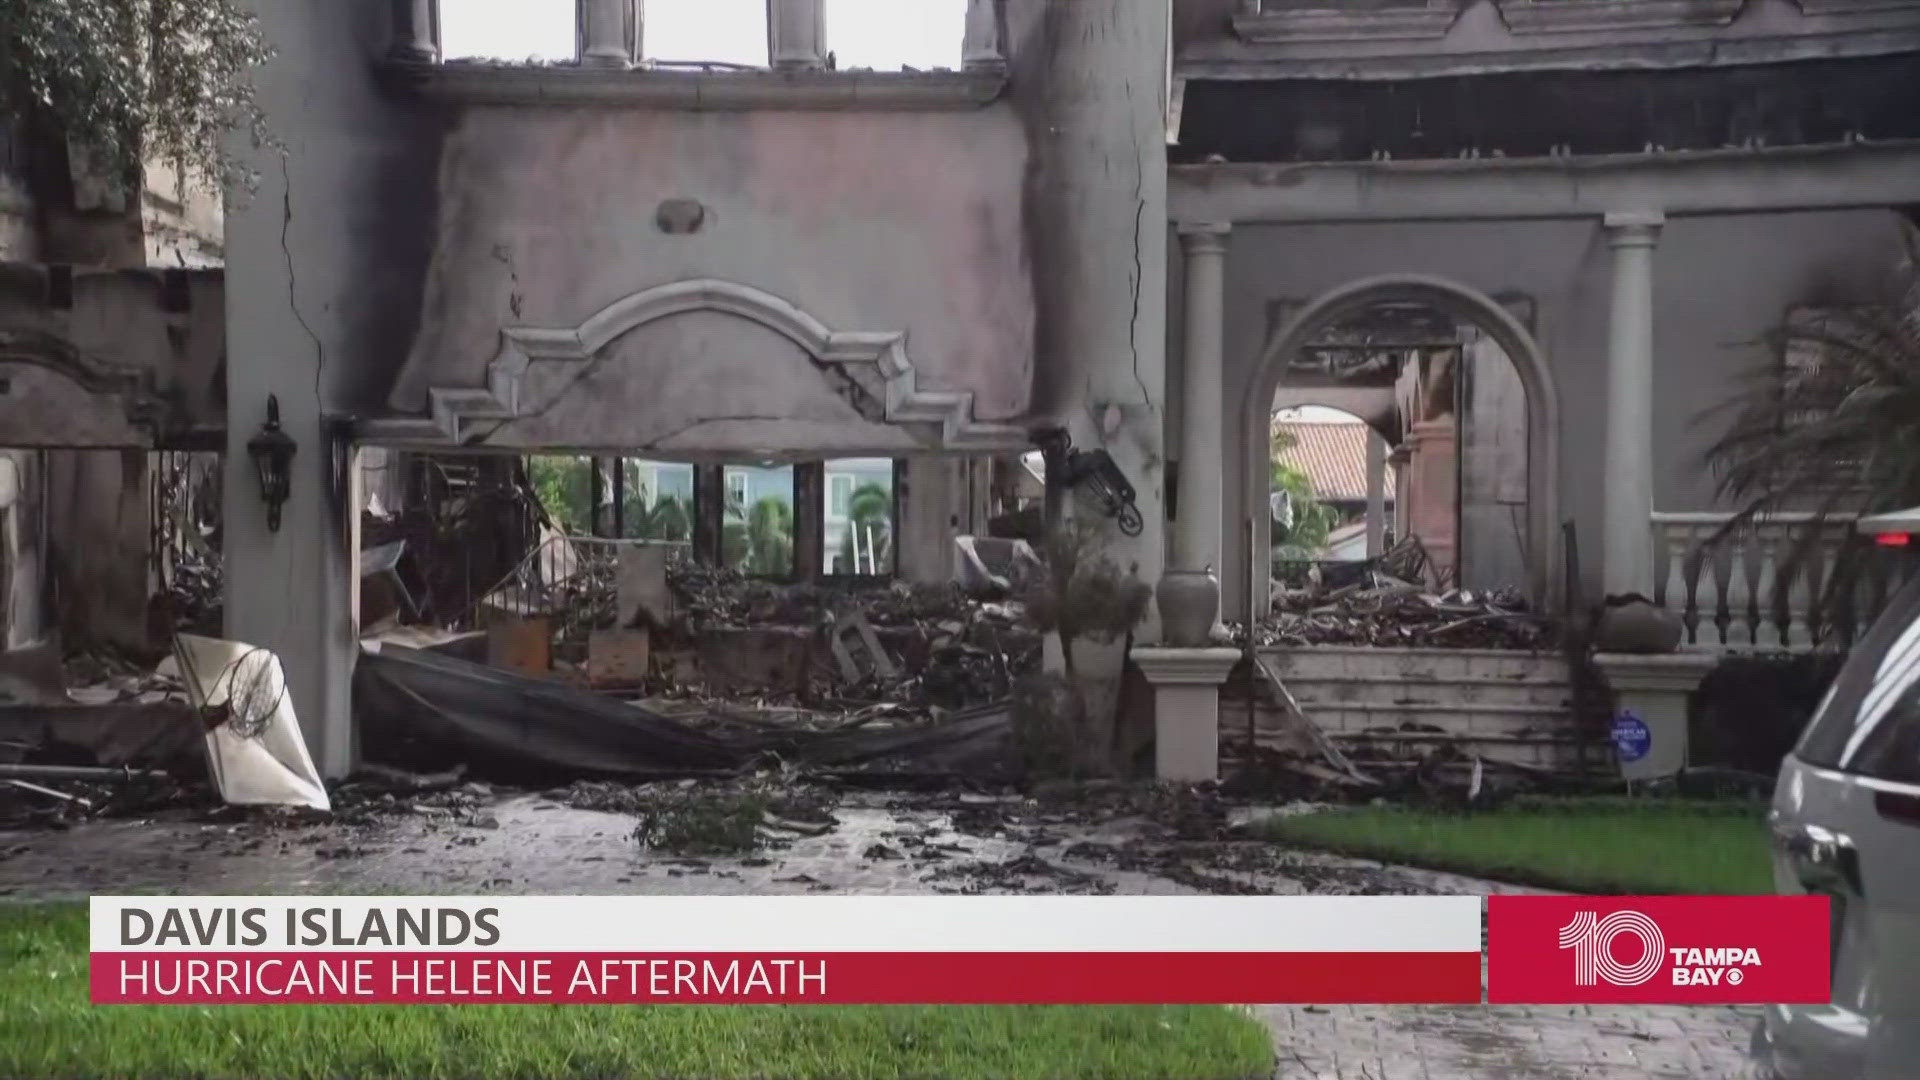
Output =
[{"x1": 1240, "y1": 275, "x2": 1560, "y2": 619}]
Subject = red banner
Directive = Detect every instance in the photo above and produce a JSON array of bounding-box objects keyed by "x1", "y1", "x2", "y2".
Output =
[
  {"x1": 91, "y1": 951, "x2": 1483, "y2": 1005},
  {"x1": 1486, "y1": 895, "x2": 1831, "y2": 1004}
]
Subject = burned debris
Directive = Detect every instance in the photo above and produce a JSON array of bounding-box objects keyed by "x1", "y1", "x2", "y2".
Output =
[{"x1": 1255, "y1": 580, "x2": 1551, "y2": 651}]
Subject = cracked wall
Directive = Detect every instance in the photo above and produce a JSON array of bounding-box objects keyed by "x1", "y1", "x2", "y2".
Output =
[{"x1": 389, "y1": 106, "x2": 1035, "y2": 453}]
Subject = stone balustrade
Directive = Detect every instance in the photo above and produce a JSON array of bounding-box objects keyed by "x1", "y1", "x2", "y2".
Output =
[{"x1": 1650, "y1": 511, "x2": 1910, "y2": 649}]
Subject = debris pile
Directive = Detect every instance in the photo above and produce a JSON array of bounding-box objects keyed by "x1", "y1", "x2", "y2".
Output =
[
  {"x1": 153, "y1": 547, "x2": 224, "y2": 637},
  {"x1": 1256, "y1": 580, "x2": 1554, "y2": 650},
  {"x1": 560, "y1": 778, "x2": 839, "y2": 855},
  {"x1": 654, "y1": 563, "x2": 1042, "y2": 712}
]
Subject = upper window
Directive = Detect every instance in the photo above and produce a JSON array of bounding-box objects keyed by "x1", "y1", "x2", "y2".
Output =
[
  {"x1": 825, "y1": 0, "x2": 964, "y2": 70},
  {"x1": 828, "y1": 474, "x2": 855, "y2": 519},
  {"x1": 439, "y1": 0, "x2": 577, "y2": 62},
  {"x1": 644, "y1": 0, "x2": 769, "y2": 68}
]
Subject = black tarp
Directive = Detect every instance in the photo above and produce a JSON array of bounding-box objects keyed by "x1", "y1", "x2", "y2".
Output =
[{"x1": 353, "y1": 645, "x2": 1009, "y2": 781}]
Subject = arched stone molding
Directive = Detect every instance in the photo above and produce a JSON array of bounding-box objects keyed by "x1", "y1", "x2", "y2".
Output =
[
  {"x1": 370, "y1": 278, "x2": 1025, "y2": 450},
  {"x1": 0, "y1": 327, "x2": 170, "y2": 441},
  {"x1": 1239, "y1": 273, "x2": 1562, "y2": 616}
]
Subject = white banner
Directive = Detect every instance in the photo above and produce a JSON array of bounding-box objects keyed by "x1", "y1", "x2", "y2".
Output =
[{"x1": 92, "y1": 895, "x2": 1481, "y2": 954}]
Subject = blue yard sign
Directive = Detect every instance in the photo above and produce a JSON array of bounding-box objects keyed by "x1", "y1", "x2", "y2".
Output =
[{"x1": 1611, "y1": 711, "x2": 1652, "y2": 762}]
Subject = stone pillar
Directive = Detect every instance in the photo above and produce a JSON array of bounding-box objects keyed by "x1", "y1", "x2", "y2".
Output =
[
  {"x1": 223, "y1": 400, "x2": 356, "y2": 779},
  {"x1": 768, "y1": 0, "x2": 827, "y2": 70},
  {"x1": 1390, "y1": 444, "x2": 1411, "y2": 542},
  {"x1": 962, "y1": 0, "x2": 1006, "y2": 71},
  {"x1": 388, "y1": 0, "x2": 439, "y2": 62},
  {"x1": 1132, "y1": 647, "x2": 1240, "y2": 781},
  {"x1": 898, "y1": 456, "x2": 958, "y2": 584},
  {"x1": 1593, "y1": 651, "x2": 1716, "y2": 782},
  {"x1": 1365, "y1": 428, "x2": 1387, "y2": 558},
  {"x1": 579, "y1": 0, "x2": 637, "y2": 68},
  {"x1": 1174, "y1": 223, "x2": 1229, "y2": 583},
  {"x1": 1601, "y1": 211, "x2": 1664, "y2": 598},
  {"x1": 1005, "y1": 0, "x2": 1168, "y2": 638}
]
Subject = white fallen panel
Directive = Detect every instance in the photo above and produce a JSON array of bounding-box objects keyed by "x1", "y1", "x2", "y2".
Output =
[{"x1": 156, "y1": 634, "x2": 330, "y2": 812}]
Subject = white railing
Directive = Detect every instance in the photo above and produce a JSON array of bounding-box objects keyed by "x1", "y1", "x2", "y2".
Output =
[{"x1": 1651, "y1": 512, "x2": 1911, "y2": 650}]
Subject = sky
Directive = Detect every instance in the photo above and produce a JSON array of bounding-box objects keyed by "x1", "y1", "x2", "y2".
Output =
[
  {"x1": 439, "y1": 0, "x2": 966, "y2": 69},
  {"x1": 1276, "y1": 405, "x2": 1362, "y2": 422}
]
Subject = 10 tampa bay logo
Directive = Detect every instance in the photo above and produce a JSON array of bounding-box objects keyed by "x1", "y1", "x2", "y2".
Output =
[{"x1": 1558, "y1": 910, "x2": 1762, "y2": 987}]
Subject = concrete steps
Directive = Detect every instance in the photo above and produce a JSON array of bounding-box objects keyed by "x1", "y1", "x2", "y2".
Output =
[{"x1": 1245, "y1": 645, "x2": 1586, "y2": 769}]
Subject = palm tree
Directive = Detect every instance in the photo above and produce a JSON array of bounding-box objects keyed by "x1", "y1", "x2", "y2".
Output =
[
  {"x1": 1702, "y1": 218, "x2": 1920, "y2": 634},
  {"x1": 725, "y1": 496, "x2": 794, "y2": 575},
  {"x1": 633, "y1": 494, "x2": 690, "y2": 542},
  {"x1": 749, "y1": 496, "x2": 794, "y2": 573}
]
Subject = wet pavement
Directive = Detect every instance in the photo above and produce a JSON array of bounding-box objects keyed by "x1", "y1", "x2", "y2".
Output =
[{"x1": 0, "y1": 788, "x2": 1761, "y2": 1079}]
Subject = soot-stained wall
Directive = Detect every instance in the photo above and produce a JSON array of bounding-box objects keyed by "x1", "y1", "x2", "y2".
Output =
[{"x1": 389, "y1": 106, "x2": 1035, "y2": 452}]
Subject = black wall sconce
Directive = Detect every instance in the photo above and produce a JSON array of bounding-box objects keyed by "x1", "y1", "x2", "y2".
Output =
[
  {"x1": 1064, "y1": 447, "x2": 1143, "y2": 537},
  {"x1": 1031, "y1": 427, "x2": 1143, "y2": 538},
  {"x1": 247, "y1": 394, "x2": 297, "y2": 532}
]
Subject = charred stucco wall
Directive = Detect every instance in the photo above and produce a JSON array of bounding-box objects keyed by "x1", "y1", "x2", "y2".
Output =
[
  {"x1": 390, "y1": 105, "x2": 1033, "y2": 453},
  {"x1": 0, "y1": 123, "x2": 35, "y2": 263},
  {"x1": 1212, "y1": 207, "x2": 1909, "y2": 611},
  {"x1": 0, "y1": 450, "x2": 46, "y2": 649},
  {"x1": 0, "y1": 266, "x2": 224, "y2": 447},
  {"x1": 44, "y1": 449, "x2": 152, "y2": 657},
  {"x1": 224, "y1": 0, "x2": 446, "y2": 776}
]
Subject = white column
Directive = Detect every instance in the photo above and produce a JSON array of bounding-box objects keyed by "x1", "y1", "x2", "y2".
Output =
[
  {"x1": 1365, "y1": 429, "x2": 1386, "y2": 558},
  {"x1": 579, "y1": 0, "x2": 636, "y2": 68},
  {"x1": 388, "y1": 0, "x2": 439, "y2": 62},
  {"x1": 1601, "y1": 210, "x2": 1663, "y2": 598},
  {"x1": 1175, "y1": 222, "x2": 1230, "y2": 577},
  {"x1": 768, "y1": 0, "x2": 827, "y2": 70},
  {"x1": 962, "y1": 0, "x2": 1006, "y2": 72}
]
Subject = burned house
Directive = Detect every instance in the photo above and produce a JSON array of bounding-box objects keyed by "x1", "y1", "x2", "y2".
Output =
[{"x1": 6, "y1": 0, "x2": 1920, "y2": 785}]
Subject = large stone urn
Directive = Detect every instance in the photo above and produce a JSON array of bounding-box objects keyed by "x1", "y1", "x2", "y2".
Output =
[
  {"x1": 1595, "y1": 594, "x2": 1684, "y2": 654},
  {"x1": 1156, "y1": 567, "x2": 1220, "y2": 648}
]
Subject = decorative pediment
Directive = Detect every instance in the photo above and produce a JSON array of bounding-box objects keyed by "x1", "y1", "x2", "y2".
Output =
[
  {"x1": 0, "y1": 327, "x2": 171, "y2": 444},
  {"x1": 365, "y1": 278, "x2": 1025, "y2": 451}
]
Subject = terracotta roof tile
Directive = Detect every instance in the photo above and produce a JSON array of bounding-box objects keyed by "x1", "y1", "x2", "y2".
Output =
[{"x1": 1271, "y1": 418, "x2": 1394, "y2": 502}]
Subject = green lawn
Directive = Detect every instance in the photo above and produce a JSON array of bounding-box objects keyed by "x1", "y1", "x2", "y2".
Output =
[
  {"x1": 1259, "y1": 796, "x2": 1774, "y2": 895},
  {"x1": 0, "y1": 904, "x2": 1273, "y2": 1080}
]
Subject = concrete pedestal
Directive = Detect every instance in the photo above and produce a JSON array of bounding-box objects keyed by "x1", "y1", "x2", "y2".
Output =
[
  {"x1": 1593, "y1": 650, "x2": 1718, "y2": 781},
  {"x1": 1132, "y1": 647, "x2": 1240, "y2": 782}
]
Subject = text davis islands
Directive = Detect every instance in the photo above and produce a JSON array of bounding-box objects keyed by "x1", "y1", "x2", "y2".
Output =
[{"x1": 120, "y1": 905, "x2": 501, "y2": 949}]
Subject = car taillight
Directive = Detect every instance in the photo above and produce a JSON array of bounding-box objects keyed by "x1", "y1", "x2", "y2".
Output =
[{"x1": 1875, "y1": 789, "x2": 1920, "y2": 826}]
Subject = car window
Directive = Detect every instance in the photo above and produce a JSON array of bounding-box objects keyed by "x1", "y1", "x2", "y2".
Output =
[
  {"x1": 1848, "y1": 680, "x2": 1920, "y2": 783},
  {"x1": 1797, "y1": 573, "x2": 1920, "y2": 777}
]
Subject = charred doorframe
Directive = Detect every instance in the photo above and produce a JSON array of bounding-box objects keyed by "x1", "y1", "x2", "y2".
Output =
[{"x1": 1242, "y1": 274, "x2": 1561, "y2": 619}]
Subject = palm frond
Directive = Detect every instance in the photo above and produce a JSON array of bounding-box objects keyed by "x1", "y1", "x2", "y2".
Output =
[{"x1": 1700, "y1": 220, "x2": 1920, "y2": 637}]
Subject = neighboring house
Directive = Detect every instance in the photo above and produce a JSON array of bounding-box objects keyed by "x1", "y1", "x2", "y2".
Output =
[
  {"x1": 1270, "y1": 415, "x2": 1394, "y2": 526},
  {"x1": 633, "y1": 460, "x2": 695, "y2": 511},
  {"x1": 823, "y1": 458, "x2": 893, "y2": 573}
]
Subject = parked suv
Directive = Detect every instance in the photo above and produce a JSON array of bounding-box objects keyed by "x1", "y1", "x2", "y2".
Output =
[{"x1": 1753, "y1": 565, "x2": 1920, "y2": 1079}]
